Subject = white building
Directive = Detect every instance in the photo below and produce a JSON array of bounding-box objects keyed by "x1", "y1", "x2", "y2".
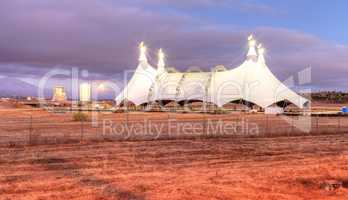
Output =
[
  {"x1": 116, "y1": 36, "x2": 309, "y2": 110},
  {"x1": 52, "y1": 86, "x2": 67, "y2": 102},
  {"x1": 80, "y1": 83, "x2": 91, "y2": 102}
]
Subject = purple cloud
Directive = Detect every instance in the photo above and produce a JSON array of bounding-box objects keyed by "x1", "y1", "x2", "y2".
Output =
[{"x1": 0, "y1": 0, "x2": 346, "y2": 93}]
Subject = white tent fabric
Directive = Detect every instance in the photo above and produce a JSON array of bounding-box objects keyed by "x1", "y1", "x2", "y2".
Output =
[
  {"x1": 116, "y1": 39, "x2": 309, "y2": 109},
  {"x1": 208, "y1": 60, "x2": 308, "y2": 108},
  {"x1": 115, "y1": 61, "x2": 156, "y2": 105},
  {"x1": 208, "y1": 62, "x2": 246, "y2": 106},
  {"x1": 175, "y1": 72, "x2": 211, "y2": 102},
  {"x1": 152, "y1": 72, "x2": 183, "y2": 101}
]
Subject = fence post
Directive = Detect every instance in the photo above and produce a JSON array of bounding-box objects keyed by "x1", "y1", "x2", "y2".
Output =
[
  {"x1": 29, "y1": 115, "x2": 33, "y2": 145},
  {"x1": 327, "y1": 116, "x2": 329, "y2": 134},
  {"x1": 266, "y1": 115, "x2": 269, "y2": 137},
  {"x1": 202, "y1": 114, "x2": 206, "y2": 137},
  {"x1": 80, "y1": 120, "x2": 84, "y2": 143},
  {"x1": 241, "y1": 116, "x2": 244, "y2": 137},
  {"x1": 316, "y1": 116, "x2": 319, "y2": 134},
  {"x1": 144, "y1": 117, "x2": 148, "y2": 137},
  {"x1": 338, "y1": 117, "x2": 341, "y2": 133},
  {"x1": 205, "y1": 114, "x2": 209, "y2": 137},
  {"x1": 126, "y1": 111, "x2": 129, "y2": 138},
  {"x1": 290, "y1": 117, "x2": 294, "y2": 136},
  {"x1": 167, "y1": 112, "x2": 170, "y2": 139}
]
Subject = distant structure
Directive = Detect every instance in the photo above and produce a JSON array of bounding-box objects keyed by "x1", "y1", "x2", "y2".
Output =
[
  {"x1": 80, "y1": 83, "x2": 91, "y2": 102},
  {"x1": 52, "y1": 86, "x2": 67, "y2": 102},
  {"x1": 116, "y1": 36, "x2": 309, "y2": 111}
]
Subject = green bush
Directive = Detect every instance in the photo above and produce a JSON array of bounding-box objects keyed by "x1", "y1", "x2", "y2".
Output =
[
  {"x1": 73, "y1": 112, "x2": 88, "y2": 121},
  {"x1": 215, "y1": 108, "x2": 228, "y2": 114}
]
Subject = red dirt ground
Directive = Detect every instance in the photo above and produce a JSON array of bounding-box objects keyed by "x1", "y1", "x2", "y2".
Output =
[
  {"x1": 0, "y1": 102, "x2": 347, "y2": 199},
  {"x1": 0, "y1": 134, "x2": 348, "y2": 200}
]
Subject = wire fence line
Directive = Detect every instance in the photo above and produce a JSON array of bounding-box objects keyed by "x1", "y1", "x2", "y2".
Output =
[{"x1": 0, "y1": 111, "x2": 347, "y2": 147}]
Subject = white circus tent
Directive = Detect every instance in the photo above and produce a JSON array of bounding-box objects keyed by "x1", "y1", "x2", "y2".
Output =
[
  {"x1": 116, "y1": 36, "x2": 309, "y2": 109},
  {"x1": 115, "y1": 42, "x2": 157, "y2": 106}
]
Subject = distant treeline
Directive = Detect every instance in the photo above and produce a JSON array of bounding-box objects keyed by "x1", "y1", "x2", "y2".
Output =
[{"x1": 308, "y1": 91, "x2": 348, "y2": 103}]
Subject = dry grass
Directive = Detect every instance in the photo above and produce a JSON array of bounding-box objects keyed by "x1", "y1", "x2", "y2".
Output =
[
  {"x1": 0, "y1": 102, "x2": 347, "y2": 199},
  {"x1": 0, "y1": 135, "x2": 347, "y2": 199}
]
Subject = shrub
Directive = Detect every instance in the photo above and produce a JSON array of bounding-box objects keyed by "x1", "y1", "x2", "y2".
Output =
[
  {"x1": 215, "y1": 108, "x2": 228, "y2": 114},
  {"x1": 73, "y1": 112, "x2": 88, "y2": 121}
]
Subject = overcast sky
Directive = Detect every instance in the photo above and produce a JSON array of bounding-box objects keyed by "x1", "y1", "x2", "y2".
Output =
[{"x1": 0, "y1": 0, "x2": 347, "y2": 97}]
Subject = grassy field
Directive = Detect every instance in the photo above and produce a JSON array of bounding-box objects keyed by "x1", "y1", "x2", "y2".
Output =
[
  {"x1": 0, "y1": 135, "x2": 348, "y2": 200},
  {"x1": 0, "y1": 102, "x2": 347, "y2": 199}
]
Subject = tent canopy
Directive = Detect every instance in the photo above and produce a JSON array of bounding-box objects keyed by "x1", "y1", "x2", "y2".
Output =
[{"x1": 116, "y1": 36, "x2": 309, "y2": 109}]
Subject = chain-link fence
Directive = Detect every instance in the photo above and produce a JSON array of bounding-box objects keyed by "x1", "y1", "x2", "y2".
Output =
[{"x1": 0, "y1": 109, "x2": 347, "y2": 147}]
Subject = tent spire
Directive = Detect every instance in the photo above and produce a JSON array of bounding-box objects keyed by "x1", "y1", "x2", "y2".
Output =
[
  {"x1": 257, "y1": 44, "x2": 265, "y2": 64},
  {"x1": 157, "y1": 48, "x2": 165, "y2": 73},
  {"x1": 139, "y1": 41, "x2": 147, "y2": 62},
  {"x1": 247, "y1": 35, "x2": 257, "y2": 62}
]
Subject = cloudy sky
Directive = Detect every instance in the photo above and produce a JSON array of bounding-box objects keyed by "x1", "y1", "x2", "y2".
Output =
[{"x1": 0, "y1": 0, "x2": 347, "y2": 97}]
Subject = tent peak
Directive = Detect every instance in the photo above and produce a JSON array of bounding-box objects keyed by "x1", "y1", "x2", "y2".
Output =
[
  {"x1": 257, "y1": 43, "x2": 266, "y2": 64},
  {"x1": 157, "y1": 48, "x2": 165, "y2": 73},
  {"x1": 247, "y1": 34, "x2": 257, "y2": 62},
  {"x1": 139, "y1": 41, "x2": 147, "y2": 62}
]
